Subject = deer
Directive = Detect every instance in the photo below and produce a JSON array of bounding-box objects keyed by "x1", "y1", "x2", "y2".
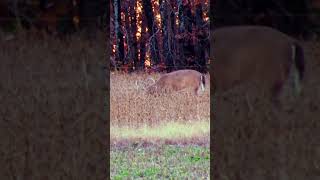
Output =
[
  {"x1": 211, "y1": 25, "x2": 306, "y2": 180},
  {"x1": 211, "y1": 25, "x2": 305, "y2": 105},
  {"x1": 145, "y1": 69, "x2": 206, "y2": 96}
]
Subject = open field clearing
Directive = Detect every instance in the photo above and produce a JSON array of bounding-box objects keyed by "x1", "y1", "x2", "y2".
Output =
[{"x1": 110, "y1": 71, "x2": 210, "y2": 179}]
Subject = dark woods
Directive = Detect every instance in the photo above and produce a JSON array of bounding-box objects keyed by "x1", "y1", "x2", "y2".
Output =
[
  {"x1": 212, "y1": 0, "x2": 320, "y2": 39},
  {"x1": 111, "y1": 0, "x2": 210, "y2": 73},
  {"x1": 0, "y1": 0, "x2": 107, "y2": 38}
]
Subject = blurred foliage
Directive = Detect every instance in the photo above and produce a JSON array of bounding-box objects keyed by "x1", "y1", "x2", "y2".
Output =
[
  {"x1": 0, "y1": 0, "x2": 107, "y2": 35},
  {"x1": 212, "y1": 0, "x2": 320, "y2": 39}
]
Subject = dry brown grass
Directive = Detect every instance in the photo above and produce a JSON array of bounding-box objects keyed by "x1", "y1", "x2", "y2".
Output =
[{"x1": 110, "y1": 71, "x2": 210, "y2": 129}]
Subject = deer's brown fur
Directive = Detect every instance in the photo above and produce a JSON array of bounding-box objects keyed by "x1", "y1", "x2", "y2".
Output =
[
  {"x1": 147, "y1": 69, "x2": 206, "y2": 95},
  {"x1": 212, "y1": 26, "x2": 305, "y2": 102}
]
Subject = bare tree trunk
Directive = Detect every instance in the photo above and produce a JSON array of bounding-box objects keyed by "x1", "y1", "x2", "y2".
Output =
[
  {"x1": 177, "y1": 0, "x2": 194, "y2": 69},
  {"x1": 177, "y1": 0, "x2": 185, "y2": 68},
  {"x1": 139, "y1": 17, "x2": 147, "y2": 70},
  {"x1": 113, "y1": 0, "x2": 124, "y2": 64},
  {"x1": 170, "y1": 2, "x2": 178, "y2": 68},
  {"x1": 195, "y1": 3, "x2": 208, "y2": 73},
  {"x1": 129, "y1": 0, "x2": 139, "y2": 71},
  {"x1": 124, "y1": 2, "x2": 132, "y2": 64},
  {"x1": 142, "y1": 0, "x2": 160, "y2": 66},
  {"x1": 160, "y1": 0, "x2": 175, "y2": 72}
]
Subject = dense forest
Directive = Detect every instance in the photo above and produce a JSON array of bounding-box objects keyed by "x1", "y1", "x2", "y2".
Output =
[
  {"x1": 110, "y1": 0, "x2": 210, "y2": 73},
  {"x1": 0, "y1": 0, "x2": 107, "y2": 37},
  {"x1": 212, "y1": 0, "x2": 320, "y2": 38}
]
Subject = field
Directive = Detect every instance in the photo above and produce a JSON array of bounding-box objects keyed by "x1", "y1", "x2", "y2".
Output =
[{"x1": 110, "y1": 72, "x2": 210, "y2": 179}]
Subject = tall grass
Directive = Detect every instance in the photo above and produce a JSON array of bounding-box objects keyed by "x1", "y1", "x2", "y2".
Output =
[{"x1": 110, "y1": 71, "x2": 210, "y2": 130}]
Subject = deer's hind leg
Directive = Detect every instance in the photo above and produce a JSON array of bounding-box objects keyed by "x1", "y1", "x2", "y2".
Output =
[{"x1": 195, "y1": 87, "x2": 201, "y2": 96}]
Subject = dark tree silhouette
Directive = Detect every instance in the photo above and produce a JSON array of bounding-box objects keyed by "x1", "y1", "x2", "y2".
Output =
[
  {"x1": 194, "y1": 2, "x2": 208, "y2": 73},
  {"x1": 212, "y1": 0, "x2": 312, "y2": 38},
  {"x1": 139, "y1": 16, "x2": 147, "y2": 70},
  {"x1": 142, "y1": 0, "x2": 160, "y2": 65},
  {"x1": 177, "y1": 0, "x2": 195, "y2": 69},
  {"x1": 129, "y1": 0, "x2": 139, "y2": 70},
  {"x1": 160, "y1": 0, "x2": 175, "y2": 72},
  {"x1": 113, "y1": 0, "x2": 125, "y2": 64}
]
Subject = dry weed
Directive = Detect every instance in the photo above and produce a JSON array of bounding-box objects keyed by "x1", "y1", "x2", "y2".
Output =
[{"x1": 110, "y1": 72, "x2": 210, "y2": 128}]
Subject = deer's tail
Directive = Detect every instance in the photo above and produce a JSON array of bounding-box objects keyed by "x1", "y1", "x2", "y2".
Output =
[
  {"x1": 289, "y1": 42, "x2": 305, "y2": 97},
  {"x1": 200, "y1": 74, "x2": 206, "y2": 91}
]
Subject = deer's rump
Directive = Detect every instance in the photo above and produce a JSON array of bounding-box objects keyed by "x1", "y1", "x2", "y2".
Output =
[{"x1": 211, "y1": 26, "x2": 305, "y2": 100}]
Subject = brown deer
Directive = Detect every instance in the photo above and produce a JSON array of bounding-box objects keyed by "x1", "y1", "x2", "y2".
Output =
[
  {"x1": 211, "y1": 26, "x2": 305, "y2": 104},
  {"x1": 146, "y1": 69, "x2": 206, "y2": 95}
]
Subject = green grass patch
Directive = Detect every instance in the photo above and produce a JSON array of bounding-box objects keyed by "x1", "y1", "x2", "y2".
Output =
[
  {"x1": 111, "y1": 145, "x2": 210, "y2": 179},
  {"x1": 111, "y1": 120, "x2": 210, "y2": 140}
]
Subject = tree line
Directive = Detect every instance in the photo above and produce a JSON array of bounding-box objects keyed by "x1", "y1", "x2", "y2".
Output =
[
  {"x1": 212, "y1": 0, "x2": 320, "y2": 39},
  {"x1": 0, "y1": 0, "x2": 107, "y2": 37},
  {"x1": 111, "y1": 0, "x2": 210, "y2": 73}
]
